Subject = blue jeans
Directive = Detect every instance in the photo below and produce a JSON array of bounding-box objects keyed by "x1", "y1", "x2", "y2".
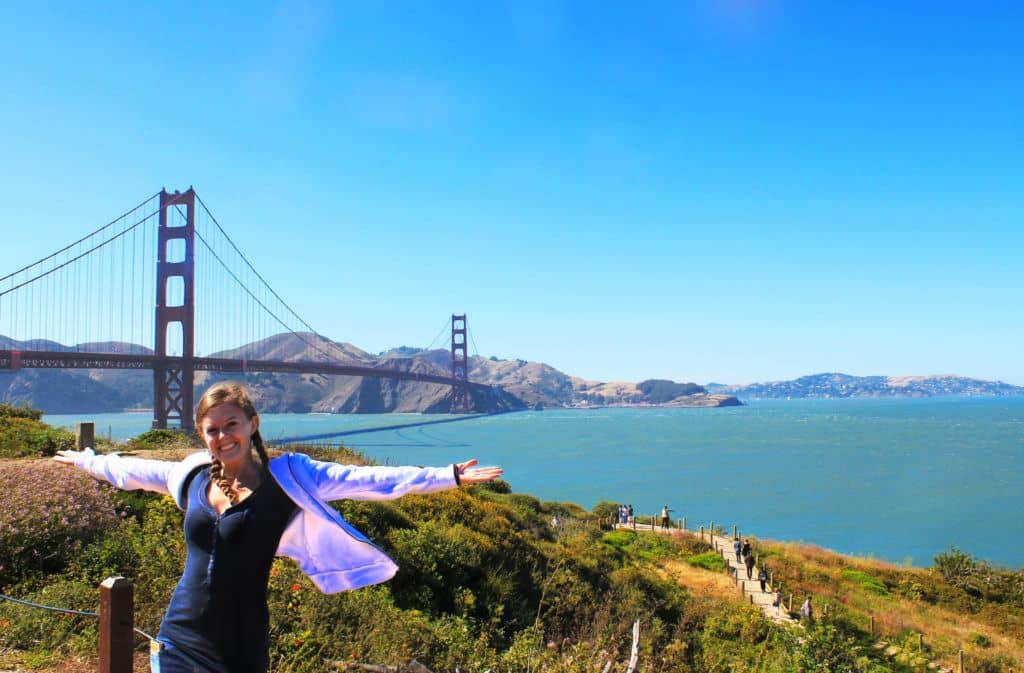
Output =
[{"x1": 150, "y1": 640, "x2": 227, "y2": 673}]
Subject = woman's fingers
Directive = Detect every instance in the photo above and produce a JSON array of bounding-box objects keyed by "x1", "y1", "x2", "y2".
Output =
[
  {"x1": 459, "y1": 466, "x2": 503, "y2": 484},
  {"x1": 456, "y1": 458, "x2": 479, "y2": 473}
]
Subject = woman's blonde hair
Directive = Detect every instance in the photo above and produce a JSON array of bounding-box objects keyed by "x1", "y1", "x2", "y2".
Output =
[{"x1": 196, "y1": 381, "x2": 270, "y2": 505}]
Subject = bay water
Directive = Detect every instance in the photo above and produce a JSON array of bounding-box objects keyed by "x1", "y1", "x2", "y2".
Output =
[{"x1": 46, "y1": 397, "x2": 1024, "y2": 567}]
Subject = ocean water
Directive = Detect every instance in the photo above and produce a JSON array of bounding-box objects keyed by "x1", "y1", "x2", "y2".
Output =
[{"x1": 46, "y1": 397, "x2": 1024, "y2": 567}]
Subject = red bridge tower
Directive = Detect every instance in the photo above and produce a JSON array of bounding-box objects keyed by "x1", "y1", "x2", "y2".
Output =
[
  {"x1": 153, "y1": 189, "x2": 196, "y2": 431},
  {"x1": 450, "y1": 314, "x2": 471, "y2": 413}
]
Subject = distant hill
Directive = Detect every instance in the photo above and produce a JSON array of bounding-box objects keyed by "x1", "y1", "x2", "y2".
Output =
[
  {"x1": 0, "y1": 333, "x2": 740, "y2": 413},
  {"x1": 705, "y1": 372, "x2": 1024, "y2": 399}
]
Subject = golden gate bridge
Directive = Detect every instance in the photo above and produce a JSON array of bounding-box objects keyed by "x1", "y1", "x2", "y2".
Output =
[{"x1": 0, "y1": 188, "x2": 494, "y2": 431}]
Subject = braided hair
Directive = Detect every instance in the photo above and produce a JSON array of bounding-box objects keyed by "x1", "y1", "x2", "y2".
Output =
[{"x1": 196, "y1": 381, "x2": 270, "y2": 505}]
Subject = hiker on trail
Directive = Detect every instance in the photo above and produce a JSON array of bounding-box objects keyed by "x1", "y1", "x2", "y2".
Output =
[
  {"x1": 772, "y1": 590, "x2": 783, "y2": 613},
  {"x1": 741, "y1": 538, "x2": 752, "y2": 560},
  {"x1": 627, "y1": 504, "x2": 634, "y2": 526},
  {"x1": 55, "y1": 381, "x2": 502, "y2": 673},
  {"x1": 800, "y1": 596, "x2": 814, "y2": 622},
  {"x1": 744, "y1": 548, "x2": 755, "y2": 579},
  {"x1": 660, "y1": 504, "x2": 673, "y2": 530},
  {"x1": 551, "y1": 514, "x2": 561, "y2": 528},
  {"x1": 758, "y1": 567, "x2": 768, "y2": 592},
  {"x1": 733, "y1": 537, "x2": 742, "y2": 561}
]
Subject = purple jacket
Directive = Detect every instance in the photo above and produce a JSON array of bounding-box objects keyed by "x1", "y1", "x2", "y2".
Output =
[{"x1": 72, "y1": 448, "x2": 459, "y2": 593}]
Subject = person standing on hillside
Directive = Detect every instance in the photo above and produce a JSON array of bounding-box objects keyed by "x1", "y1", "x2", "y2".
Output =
[
  {"x1": 660, "y1": 504, "x2": 673, "y2": 531},
  {"x1": 733, "y1": 537, "x2": 742, "y2": 562},
  {"x1": 800, "y1": 596, "x2": 814, "y2": 622},
  {"x1": 55, "y1": 380, "x2": 503, "y2": 673},
  {"x1": 741, "y1": 538, "x2": 752, "y2": 561},
  {"x1": 758, "y1": 567, "x2": 768, "y2": 592},
  {"x1": 744, "y1": 547, "x2": 755, "y2": 579}
]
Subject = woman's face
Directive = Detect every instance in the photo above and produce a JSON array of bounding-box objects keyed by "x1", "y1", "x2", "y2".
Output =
[{"x1": 200, "y1": 402, "x2": 259, "y2": 466}]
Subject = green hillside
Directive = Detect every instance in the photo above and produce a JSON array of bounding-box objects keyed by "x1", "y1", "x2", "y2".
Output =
[{"x1": 0, "y1": 414, "x2": 1020, "y2": 672}]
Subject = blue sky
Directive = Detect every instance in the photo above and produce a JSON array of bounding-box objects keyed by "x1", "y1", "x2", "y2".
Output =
[{"x1": 1, "y1": 2, "x2": 1021, "y2": 384}]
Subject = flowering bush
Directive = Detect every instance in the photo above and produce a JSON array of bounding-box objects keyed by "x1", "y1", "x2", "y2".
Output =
[{"x1": 0, "y1": 460, "x2": 120, "y2": 587}]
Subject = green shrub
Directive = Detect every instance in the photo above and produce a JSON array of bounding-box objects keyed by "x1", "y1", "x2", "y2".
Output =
[
  {"x1": 0, "y1": 403, "x2": 43, "y2": 420},
  {"x1": 125, "y1": 429, "x2": 182, "y2": 450},
  {"x1": 841, "y1": 568, "x2": 891, "y2": 597},
  {"x1": 687, "y1": 551, "x2": 728, "y2": 572},
  {"x1": 592, "y1": 500, "x2": 618, "y2": 522},
  {"x1": 0, "y1": 416, "x2": 75, "y2": 458},
  {"x1": 969, "y1": 632, "x2": 991, "y2": 648}
]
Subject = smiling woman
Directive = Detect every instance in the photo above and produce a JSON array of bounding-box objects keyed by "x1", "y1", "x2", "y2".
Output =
[{"x1": 53, "y1": 380, "x2": 502, "y2": 673}]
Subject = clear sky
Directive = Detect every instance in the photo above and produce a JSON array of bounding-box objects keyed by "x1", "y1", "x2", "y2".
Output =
[{"x1": 1, "y1": 2, "x2": 1021, "y2": 385}]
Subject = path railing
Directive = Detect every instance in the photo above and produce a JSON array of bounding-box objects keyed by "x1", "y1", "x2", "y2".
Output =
[{"x1": 613, "y1": 514, "x2": 977, "y2": 673}]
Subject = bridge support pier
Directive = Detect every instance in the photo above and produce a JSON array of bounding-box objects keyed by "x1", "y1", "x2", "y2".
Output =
[{"x1": 153, "y1": 189, "x2": 196, "y2": 432}]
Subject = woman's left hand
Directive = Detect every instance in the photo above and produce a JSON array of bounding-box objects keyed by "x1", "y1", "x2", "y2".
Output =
[{"x1": 455, "y1": 459, "x2": 503, "y2": 485}]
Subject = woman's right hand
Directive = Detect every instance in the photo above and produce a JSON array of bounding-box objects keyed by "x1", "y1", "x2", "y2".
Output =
[{"x1": 53, "y1": 449, "x2": 89, "y2": 466}]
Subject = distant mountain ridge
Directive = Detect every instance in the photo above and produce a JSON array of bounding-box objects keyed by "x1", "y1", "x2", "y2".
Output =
[
  {"x1": 705, "y1": 372, "x2": 1024, "y2": 399},
  {"x1": 0, "y1": 334, "x2": 739, "y2": 413}
]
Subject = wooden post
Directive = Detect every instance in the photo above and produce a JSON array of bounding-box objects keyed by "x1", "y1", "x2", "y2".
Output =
[
  {"x1": 732, "y1": 524, "x2": 737, "y2": 538},
  {"x1": 788, "y1": 594, "x2": 793, "y2": 611},
  {"x1": 918, "y1": 633, "x2": 923, "y2": 652},
  {"x1": 710, "y1": 519, "x2": 714, "y2": 533},
  {"x1": 99, "y1": 576, "x2": 133, "y2": 673},
  {"x1": 869, "y1": 614, "x2": 874, "y2": 636},
  {"x1": 749, "y1": 593, "x2": 753, "y2": 604},
  {"x1": 958, "y1": 649, "x2": 964, "y2": 673},
  {"x1": 699, "y1": 525, "x2": 704, "y2": 540},
  {"x1": 76, "y1": 422, "x2": 95, "y2": 451},
  {"x1": 682, "y1": 517, "x2": 686, "y2": 531}
]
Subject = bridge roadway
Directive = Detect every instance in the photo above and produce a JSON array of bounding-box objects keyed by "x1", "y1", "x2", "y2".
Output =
[{"x1": 0, "y1": 349, "x2": 486, "y2": 390}]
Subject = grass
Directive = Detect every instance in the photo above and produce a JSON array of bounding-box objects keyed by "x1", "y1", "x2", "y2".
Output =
[
  {"x1": 841, "y1": 568, "x2": 891, "y2": 596},
  {"x1": 687, "y1": 551, "x2": 728, "y2": 572}
]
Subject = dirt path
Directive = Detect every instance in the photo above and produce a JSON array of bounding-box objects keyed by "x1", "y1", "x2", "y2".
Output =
[{"x1": 616, "y1": 521, "x2": 795, "y2": 624}]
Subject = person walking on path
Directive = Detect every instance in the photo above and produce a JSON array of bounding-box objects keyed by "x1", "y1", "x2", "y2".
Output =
[
  {"x1": 800, "y1": 596, "x2": 814, "y2": 622},
  {"x1": 627, "y1": 504, "x2": 634, "y2": 527},
  {"x1": 741, "y1": 538, "x2": 752, "y2": 561},
  {"x1": 744, "y1": 549, "x2": 755, "y2": 579},
  {"x1": 733, "y1": 537, "x2": 742, "y2": 562},
  {"x1": 772, "y1": 590, "x2": 783, "y2": 614},
  {"x1": 54, "y1": 381, "x2": 503, "y2": 673},
  {"x1": 660, "y1": 504, "x2": 673, "y2": 531},
  {"x1": 758, "y1": 567, "x2": 768, "y2": 592}
]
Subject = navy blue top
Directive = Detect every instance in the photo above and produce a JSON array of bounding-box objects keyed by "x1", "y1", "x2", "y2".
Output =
[{"x1": 158, "y1": 468, "x2": 297, "y2": 673}]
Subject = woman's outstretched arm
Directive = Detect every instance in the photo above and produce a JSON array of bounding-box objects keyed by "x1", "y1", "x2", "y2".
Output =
[
  {"x1": 53, "y1": 448, "x2": 175, "y2": 496},
  {"x1": 295, "y1": 453, "x2": 503, "y2": 502}
]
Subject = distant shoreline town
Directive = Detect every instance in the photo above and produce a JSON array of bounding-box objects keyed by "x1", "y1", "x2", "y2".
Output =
[{"x1": 2, "y1": 334, "x2": 1021, "y2": 414}]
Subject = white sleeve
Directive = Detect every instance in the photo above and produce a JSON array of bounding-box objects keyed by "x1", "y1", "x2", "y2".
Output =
[
  {"x1": 299, "y1": 454, "x2": 459, "y2": 502},
  {"x1": 72, "y1": 448, "x2": 175, "y2": 496}
]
